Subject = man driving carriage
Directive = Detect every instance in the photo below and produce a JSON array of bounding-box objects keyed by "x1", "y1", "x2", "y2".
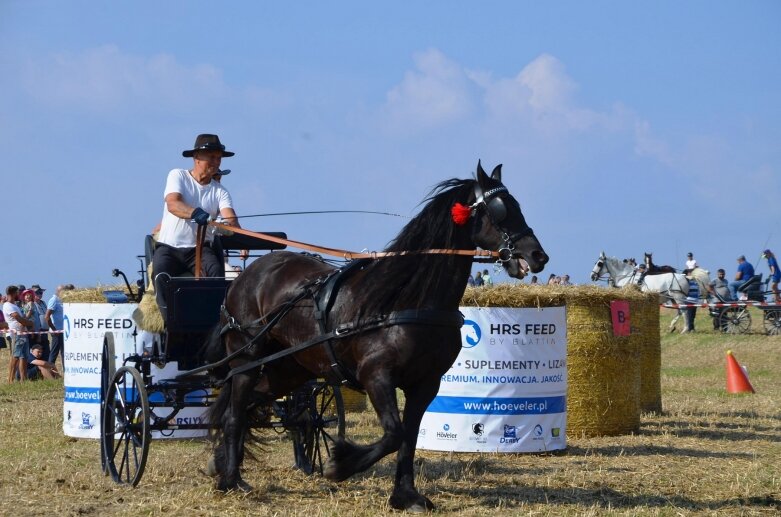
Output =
[{"x1": 151, "y1": 134, "x2": 244, "y2": 319}]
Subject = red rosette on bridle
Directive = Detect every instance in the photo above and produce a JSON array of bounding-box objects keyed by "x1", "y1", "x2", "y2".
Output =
[{"x1": 451, "y1": 203, "x2": 472, "y2": 226}]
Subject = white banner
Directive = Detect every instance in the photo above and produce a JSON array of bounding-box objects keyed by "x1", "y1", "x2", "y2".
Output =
[
  {"x1": 63, "y1": 303, "x2": 208, "y2": 439},
  {"x1": 417, "y1": 306, "x2": 567, "y2": 453}
]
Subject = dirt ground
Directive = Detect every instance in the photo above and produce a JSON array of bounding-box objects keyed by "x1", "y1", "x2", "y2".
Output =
[{"x1": 1, "y1": 313, "x2": 779, "y2": 516}]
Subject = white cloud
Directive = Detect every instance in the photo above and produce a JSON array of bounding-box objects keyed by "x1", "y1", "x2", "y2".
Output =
[
  {"x1": 381, "y1": 48, "x2": 474, "y2": 132},
  {"x1": 18, "y1": 45, "x2": 226, "y2": 113}
]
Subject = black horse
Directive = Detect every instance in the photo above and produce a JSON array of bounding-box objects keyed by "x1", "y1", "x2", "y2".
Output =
[
  {"x1": 203, "y1": 162, "x2": 548, "y2": 511},
  {"x1": 644, "y1": 252, "x2": 677, "y2": 275}
]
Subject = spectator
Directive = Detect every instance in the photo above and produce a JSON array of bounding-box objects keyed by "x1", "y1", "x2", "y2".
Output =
[
  {"x1": 728, "y1": 255, "x2": 755, "y2": 300},
  {"x1": 684, "y1": 252, "x2": 698, "y2": 274},
  {"x1": 709, "y1": 269, "x2": 731, "y2": 301},
  {"x1": 46, "y1": 284, "x2": 68, "y2": 368},
  {"x1": 26, "y1": 343, "x2": 61, "y2": 380},
  {"x1": 529, "y1": 275, "x2": 539, "y2": 285},
  {"x1": 467, "y1": 274, "x2": 475, "y2": 287},
  {"x1": 560, "y1": 274, "x2": 572, "y2": 286},
  {"x1": 682, "y1": 277, "x2": 701, "y2": 333},
  {"x1": 763, "y1": 249, "x2": 781, "y2": 303},
  {"x1": 30, "y1": 284, "x2": 50, "y2": 359},
  {"x1": 547, "y1": 274, "x2": 558, "y2": 285},
  {"x1": 474, "y1": 271, "x2": 484, "y2": 287},
  {"x1": 482, "y1": 269, "x2": 493, "y2": 286},
  {"x1": 4, "y1": 285, "x2": 35, "y2": 382}
]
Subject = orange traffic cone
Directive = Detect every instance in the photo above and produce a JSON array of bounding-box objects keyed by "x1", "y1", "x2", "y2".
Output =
[{"x1": 726, "y1": 350, "x2": 755, "y2": 394}]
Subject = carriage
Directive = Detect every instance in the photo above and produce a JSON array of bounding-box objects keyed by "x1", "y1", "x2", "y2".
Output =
[
  {"x1": 98, "y1": 163, "x2": 549, "y2": 511},
  {"x1": 100, "y1": 231, "x2": 346, "y2": 487},
  {"x1": 589, "y1": 252, "x2": 781, "y2": 335},
  {"x1": 699, "y1": 274, "x2": 781, "y2": 335}
]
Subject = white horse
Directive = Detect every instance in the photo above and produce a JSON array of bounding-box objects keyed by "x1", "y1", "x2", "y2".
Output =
[{"x1": 590, "y1": 251, "x2": 710, "y2": 332}]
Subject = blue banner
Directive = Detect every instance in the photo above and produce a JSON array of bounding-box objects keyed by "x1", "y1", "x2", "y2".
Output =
[
  {"x1": 426, "y1": 395, "x2": 566, "y2": 415},
  {"x1": 64, "y1": 386, "x2": 101, "y2": 404}
]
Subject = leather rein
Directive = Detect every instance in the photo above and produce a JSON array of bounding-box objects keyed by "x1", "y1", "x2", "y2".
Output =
[{"x1": 206, "y1": 221, "x2": 502, "y2": 261}]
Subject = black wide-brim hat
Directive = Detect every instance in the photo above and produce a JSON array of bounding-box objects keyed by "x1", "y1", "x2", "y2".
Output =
[{"x1": 182, "y1": 134, "x2": 235, "y2": 157}]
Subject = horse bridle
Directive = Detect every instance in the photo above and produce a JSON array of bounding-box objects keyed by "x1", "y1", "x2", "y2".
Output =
[{"x1": 471, "y1": 183, "x2": 535, "y2": 264}]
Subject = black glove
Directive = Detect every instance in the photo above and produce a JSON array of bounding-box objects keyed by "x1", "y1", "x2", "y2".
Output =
[{"x1": 191, "y1": 207, "x2": 210, "y2": 226}]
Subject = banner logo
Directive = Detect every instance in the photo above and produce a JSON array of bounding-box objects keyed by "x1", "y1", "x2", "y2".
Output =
[{"x1": 461, "y1": 319, "x2": 481, "y2": 348}]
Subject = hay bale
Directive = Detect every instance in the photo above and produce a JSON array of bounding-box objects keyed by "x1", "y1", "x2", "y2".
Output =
[
  {"x1": 630, "y1": 297, "x2": 662, "y2": 413},
  {"x1": 60, "y1": 284, "x2": 133, "y2": 303},
  {"x1": 567, "y1": 299, "x2": 640, "y2": 436},
  {"x1": 462, "y1": 283, "x2": 655, "y2": 437},
  {"x1": 340, "y1": 387, "x2": 368, "y2": 412},
  {"x1": 133, "y1": 292, "x2": 165, "y2": 334}
]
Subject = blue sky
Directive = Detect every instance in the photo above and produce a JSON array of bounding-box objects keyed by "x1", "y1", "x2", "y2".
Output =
[{"x1": 2, "y1": 1, "x2": 780, "y2": 292}]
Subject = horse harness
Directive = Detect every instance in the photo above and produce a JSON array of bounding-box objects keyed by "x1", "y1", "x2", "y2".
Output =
[
  {"x1": 201, "y1": 258, "x2": 464, "y2": 388},
  {"x1": 183, "y1": 180, "x2": 527, "y2": 385}
]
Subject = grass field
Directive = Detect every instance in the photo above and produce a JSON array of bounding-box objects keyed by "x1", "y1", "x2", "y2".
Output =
[{"x1": 1, "y1": 308, "x2": 779, "y2": 516}]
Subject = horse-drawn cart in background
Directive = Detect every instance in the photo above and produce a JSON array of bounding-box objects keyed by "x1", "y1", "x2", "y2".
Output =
[
  {"x1": 590, "y1": 252, "x2": 781, "y2": 335},
  {"x1": 100, "y1": 231, "x2": 346, "y2": 486},
  {"x1": 701, "y1": 274, "x2": 781, "y2": 335}
]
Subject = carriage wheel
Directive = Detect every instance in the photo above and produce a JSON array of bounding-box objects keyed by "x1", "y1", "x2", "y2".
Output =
[
  {"x1": 719, "y1": 307, "x2": 752, "y2": 334},
  {"x1": 100, "y1": 333, "x2": 117, "y2": 474},
  {"x1": 763, "y1": 310, "x2": 781, "y2": 335},
  {"x1": 102, "y1": 366, "x2": 150, "y2": 486},
  {"x1": 287, "y1": 381, "x2": 345, "y2": 476}
]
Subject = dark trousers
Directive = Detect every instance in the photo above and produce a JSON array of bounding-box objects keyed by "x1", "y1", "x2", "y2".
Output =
[
  {"x1": 684, "y1": 307, "x2": 697, "y2": 331},
  {"x1": 152, "y1": 243, "x2": 224, "y2": 320},
  {"x1": 49, "y1": 333, "x2": 64, "y2": 366}
]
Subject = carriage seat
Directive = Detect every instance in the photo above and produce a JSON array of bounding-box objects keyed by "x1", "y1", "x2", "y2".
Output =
[
  {"x1": 164, "y1": 277, "x2": 230, "y2": 333},
  {"x1": 737, "y1": 274, "x2": 764, "y2": 302}
]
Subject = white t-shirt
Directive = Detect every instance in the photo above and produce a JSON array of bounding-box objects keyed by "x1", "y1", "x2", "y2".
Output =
[
  {"x1": 2, "y1": 301, "x2": 24, "y2": 333},
  {"x1": 157, "y1": 169, "x2": 234, "y2": 248},
  {"x1": 686, "y1": 259, "x2": 697, "y2": 270}
]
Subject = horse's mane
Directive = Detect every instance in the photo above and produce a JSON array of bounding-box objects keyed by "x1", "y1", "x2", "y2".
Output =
[{"x1": 345, "y1": 178, "x2": 475, "y2": 320}]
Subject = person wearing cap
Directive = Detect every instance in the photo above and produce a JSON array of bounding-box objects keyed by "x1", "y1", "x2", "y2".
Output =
[
  {"x1": 29, "y1": 285, "x2": 50, "y2": 358},
  {"x1": 728, "y1": 255, "x2": 755, "y2": 301},
  {"x1": 762, "y1": 250, "x2": 781, "y2": 303},
  {"x1": 4, "y1": 285, "x2": 35, "y2": 382},
  {"x1": 152, "y1": 134, "x2": 244, "y2": 319},
  {"x1": 684, "y1": 252, "x2": 698, "y2": 274}
]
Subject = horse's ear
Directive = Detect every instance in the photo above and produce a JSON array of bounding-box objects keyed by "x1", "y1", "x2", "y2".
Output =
[
  {"x1": 476, "y1": 160, "x2": 488, "y2": 184},
  {"x1": 490, "y1": 164, "x2": 502, "y2": 182}
]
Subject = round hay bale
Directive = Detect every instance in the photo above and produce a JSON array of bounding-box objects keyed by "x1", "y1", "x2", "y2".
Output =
[
  {"x1": 60, "y1": 284, "x2": 134, "y2": 303},
  {"x1": 340, "y1": 387, "x2": 368, "y2": 412},
  {"x1": 630, "y1": 296, "x2": 661, "y2": 413},
  {"x1": 567, "y1": 299, "x2": 640, "y2": 437},
  {"x1": 462, "y1": 283, "x2": 653, "y2": 437}
]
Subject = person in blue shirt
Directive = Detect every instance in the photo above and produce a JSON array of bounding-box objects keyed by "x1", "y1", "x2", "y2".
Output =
[
  {"x1": 45, "y1": 285, "x2": 67, "y2": 368},
  {"x1": 728, "y1": 255, "x2": 755, "y2": 300},
  {"x1": 763, "y1": 249, "x2": 781, "y2": 303}
]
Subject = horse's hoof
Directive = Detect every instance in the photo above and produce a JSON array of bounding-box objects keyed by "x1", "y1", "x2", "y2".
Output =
[
  {"x1": 216, "y1": 478, "x2": 254, "y2": 494},
  {"x1": 389, "y1": 493, "x2": 435, "y2": 513},
  {"x1": 236, "y1": 479, "x2": 253, "y2": 493}
]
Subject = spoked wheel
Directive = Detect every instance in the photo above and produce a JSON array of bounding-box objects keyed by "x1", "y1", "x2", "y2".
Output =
[
  {"x1": 102, "y1": 366, "x2": 150, "y2": 486},
  {"x1": 100, "y1": 333, "x2": 117, "y2": 474},
  {"x1": 719, "y1": 307, "x2": 752, "y2": 334},
  {"x1": 763, "y1": 310, "x2": 781, "y2": 335},
  {"x1": 287, "y1": 381, "x2": 345, "y2": 475}
]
